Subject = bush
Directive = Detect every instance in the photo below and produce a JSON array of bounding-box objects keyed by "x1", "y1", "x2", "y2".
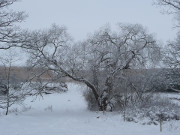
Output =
[
  {"x1": 123, "y1": 95, "x2": 180, "y2": 124},
  {"x1": 84, "y1": 89, "x2": 180, "y2": 124}
]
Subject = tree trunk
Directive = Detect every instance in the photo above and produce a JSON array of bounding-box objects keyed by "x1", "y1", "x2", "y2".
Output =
[
  {"x1": 6, "y1": 106, "x2": 9, "y2": 115},
  {"x1": 6, "y1": 101, "x2": 9, "y2": 115}
]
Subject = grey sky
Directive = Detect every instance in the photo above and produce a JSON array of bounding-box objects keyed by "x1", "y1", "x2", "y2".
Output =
[{"x1": 12, "y1": 0, "x2": 176, "y2": 42}]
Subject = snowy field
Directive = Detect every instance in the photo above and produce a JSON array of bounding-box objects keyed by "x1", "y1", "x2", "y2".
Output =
[{"x1": 0, "y1": 83, "x2": 180, "y2": 135}]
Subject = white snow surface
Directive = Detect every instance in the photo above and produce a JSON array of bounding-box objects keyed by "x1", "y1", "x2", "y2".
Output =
[{"x1": 0, "y1": 83, "x2": 179, "y2": 135}]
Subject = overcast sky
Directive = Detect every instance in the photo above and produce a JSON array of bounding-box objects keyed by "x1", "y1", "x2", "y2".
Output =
[{"x1": 12, "y1": 0, "x2": 176, "y2": 42}]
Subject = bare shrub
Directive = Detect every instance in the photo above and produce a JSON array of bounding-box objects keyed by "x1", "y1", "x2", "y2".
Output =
[{"x1": 124, "y1": 95, "x2": 180, "y2": 124}]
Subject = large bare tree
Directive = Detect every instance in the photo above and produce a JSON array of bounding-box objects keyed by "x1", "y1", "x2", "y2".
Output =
[
  {"x1": 69, "y1": 24, "x2": 161, "y2": 111},
  {"x1": 23, "y1": 23, "x2": 160, "y2": 111}
]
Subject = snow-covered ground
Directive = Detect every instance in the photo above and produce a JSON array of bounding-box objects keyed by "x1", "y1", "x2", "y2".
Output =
[{"x1": 0, "y1": 83, "x2": 179, "y2": 135}]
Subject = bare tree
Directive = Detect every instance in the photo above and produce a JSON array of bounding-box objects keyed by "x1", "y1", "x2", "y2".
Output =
[
  {"x1": 155, "y1": 0, "x2": 180, "y2": 27},
  {"x1": 155, "y1": 0, "x2": 180, "y2": 11},
  {"x1": 77, "y1": 24, "x2": 161, "y2": 111},
  {"x1": 155, "y1": 0, "x2": 180, "y2": 90},
  {"x1": 0, "y1": 51, "x2": 25, "y2": 115},
  {"x1": 23, "y1": 23, "x2": 160, "y2": 111},
  {"x1": 0, "y1": 0, "x2": 27, "y2": 50}
]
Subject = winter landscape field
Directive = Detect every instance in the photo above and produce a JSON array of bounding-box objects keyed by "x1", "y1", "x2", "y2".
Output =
[
  {"x1": 0, "y1": 83, "x2": 179, "y2": 135},
  {"x1": 1, "y1": 0, "x2": 180, "y2": 135}
]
